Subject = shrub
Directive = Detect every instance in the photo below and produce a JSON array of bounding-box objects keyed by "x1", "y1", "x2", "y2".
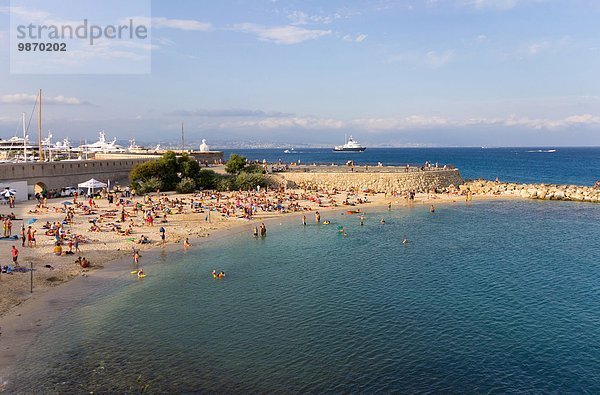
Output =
[
  {"x1": 216, "y1": 175, "x2": 237, "y2": 191},
  {"x1": 176, "y1": 177, "x2": 196, "y2": 194},
  {"x1": 245, "y1": 163, "x2": 265, "y2": 174},
  {"x1": 137, "y1": 177, "x2": 163, "y2": 194},
  {"x1": 235, "y1": 172, "x2": 271, "y2": 190}
]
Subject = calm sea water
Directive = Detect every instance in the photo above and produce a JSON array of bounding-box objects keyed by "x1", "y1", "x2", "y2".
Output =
[
  {"x1": 9, "y1": 200, "x2": 600, "y2": 393},
  {"x1": 223, "y1": 147, "x2": 600, "y2": 186}
]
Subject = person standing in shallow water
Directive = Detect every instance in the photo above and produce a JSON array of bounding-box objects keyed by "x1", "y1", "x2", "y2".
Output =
[
  {"x1": 302, "y1": 215, "x2": 306, "y2": 226},
  {"x1": 260, "y1": 223, "x2": 267, "y2": 237},
  {"x1": 160, "y1": 226, "x2": 166, "y2": 247},
  {"x1": 315, "y1": 211, "x2": 320, "y2": 223}
]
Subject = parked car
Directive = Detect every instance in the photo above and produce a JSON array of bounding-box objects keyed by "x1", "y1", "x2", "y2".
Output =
[{"x1": 60, "y1": 186, "x2": 81, "y2": 197}]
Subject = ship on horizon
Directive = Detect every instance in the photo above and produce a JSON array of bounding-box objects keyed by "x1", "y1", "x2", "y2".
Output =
[{"x1": 333, "y1": 135, "x2": 366, "y2": 152}]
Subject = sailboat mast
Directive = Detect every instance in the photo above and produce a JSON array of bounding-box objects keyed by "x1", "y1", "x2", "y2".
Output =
[
  {"x1": 22, "y1": 112, "x2": 26, "y2": 162},
  {"x1": 38, "y1": 89, "x2": 43, "y2": 162}
]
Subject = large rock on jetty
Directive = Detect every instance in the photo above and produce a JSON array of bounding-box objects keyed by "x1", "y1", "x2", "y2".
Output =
[{"x1": 462, "y1": 180, "x2": 600, "y2": 203}]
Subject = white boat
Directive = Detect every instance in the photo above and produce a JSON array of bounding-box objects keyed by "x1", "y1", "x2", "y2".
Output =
[
  {"x1": 75, "y1": 131, "x2": 126, "y2": 154},
  {"x1": 333, "y1": 135, "x2": 366, "y2": 152},
  {"x1": 283, "y1": 148, "x2": 295, "y2": 154}
]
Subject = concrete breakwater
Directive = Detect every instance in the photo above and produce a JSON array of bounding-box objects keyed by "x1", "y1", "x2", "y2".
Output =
[
  {"x1": 274, "y1": 168, "x2": 464, "y2": 193},
  {"x1": 462, "y1": 180, "x2": 600, "y2": 203}
]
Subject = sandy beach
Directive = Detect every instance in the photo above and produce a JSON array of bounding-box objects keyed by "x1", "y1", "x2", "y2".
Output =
[{"x1": 0, "y1": 185, "x2": 514, "y2": 386}]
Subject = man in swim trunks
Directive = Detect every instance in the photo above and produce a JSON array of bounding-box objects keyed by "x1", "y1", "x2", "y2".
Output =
[
  {"x1": 11, "y1": 245, "x2": 19, "y2": 267},
  {"x1": 159, "y1": 226, "x2": 166, "y2": 247}
]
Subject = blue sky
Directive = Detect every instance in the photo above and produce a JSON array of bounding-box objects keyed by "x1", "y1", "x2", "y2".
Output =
[{"x1": 0, "y1": 0, "x2": 599, "y2": 147}]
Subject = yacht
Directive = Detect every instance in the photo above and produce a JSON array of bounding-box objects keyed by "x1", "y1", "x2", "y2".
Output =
[
  {"x1": 0, "y1": 136, "x2": 36, "y2": 161},
  {"x1": 333, "y1": 135, "x2": 366, "y2": 152},
  {"x1": 75, "y1": 131, "x2": 126, "y2": 154}
]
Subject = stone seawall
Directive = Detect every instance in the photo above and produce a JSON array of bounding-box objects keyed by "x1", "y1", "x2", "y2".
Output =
[
  {"x1": 0, "y1": 159, "x2": 153, "y2": 193},
  {"x1": 274, "y1": 169, "x2": 464, "y2": 193},
  {"x1": 463, "y1": 180, "x2": 600, "y2": 203}
]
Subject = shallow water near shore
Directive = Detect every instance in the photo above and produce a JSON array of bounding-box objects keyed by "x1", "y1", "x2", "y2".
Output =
[{"x1": 8, "y1": 200, "x2": 600, "y2": 393}]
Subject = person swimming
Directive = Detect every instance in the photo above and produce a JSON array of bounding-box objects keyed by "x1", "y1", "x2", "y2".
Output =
[
  {"x1": 402, "y1": 235, "x2": 409, "y2": 244},
  {"x1": 137, "y1": 268, "x2": 145, "y2": 278},
  {"x1": 212, "y1": 269, "x2": 225, "y2": 279},
  {"x1": 430, "y1": 205, "x2": 435, "y2": 213},
  {"x1": 380, "y1": 218, "x2": 386, "y2": 224}
]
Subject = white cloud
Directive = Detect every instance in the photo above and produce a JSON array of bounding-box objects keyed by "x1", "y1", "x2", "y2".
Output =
[
  {"x1": 527, "y1": 41, "x2": 549, "y2": 55},
  {"x1": 519, "y1": 36, "x2": 570, "y2": 57},
  {"x1": 154, "y1": 36, "x2": 176, "y2": 46},
  {"x1": 458, "y1": 0, "x2": 520, "y2": 10},
  {"x1": 352, "y1": 113, "x2": 600, "y2": 131},
  {"x1": 425, "y1": 50, "x2": 455, "y2": 67},
  {"x1": 219, "y1": 116, "x2": 344, "y2": 130},
  {"x1": 232, "y1": 23, "x2": 332, "y2": 44},
  {"x1": 0, "y1": 94, "x2": 89, "y2": 105},
  {"x1": 214, "y1": 111, "x2": 600, "y2": 132},
  {"x1": 343, "y1": 33, "x2": 367, "y2": 43},
  {"x1": 132, "y1": 17, "x2": 212, "y2": 31},
  {"x1": 287, "y1": 10, "x2": 340, "y2": 25},
  {"x1": 476, "y1": 34, "x2": 488, "y2": 43},
  {"x1": 388, "y1": 50, "x2": 455, "y2": 68},
  {"x1": 503, "y1": 114, "x2": 600, "y2": 129}
]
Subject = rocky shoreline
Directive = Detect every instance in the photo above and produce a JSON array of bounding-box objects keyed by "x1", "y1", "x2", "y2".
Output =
[{"x1": 463, "y1": 180, "x2": 600, "y2": 203}]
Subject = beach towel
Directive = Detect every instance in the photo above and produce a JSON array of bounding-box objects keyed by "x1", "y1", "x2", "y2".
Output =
[{"x1": 0, "y1": 235, "x2": 18, "y2": 241}]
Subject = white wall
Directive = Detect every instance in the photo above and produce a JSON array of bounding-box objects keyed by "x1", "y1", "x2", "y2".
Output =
[{"x1": 0, "y1": 181, "x2": 29, "y2": 202}]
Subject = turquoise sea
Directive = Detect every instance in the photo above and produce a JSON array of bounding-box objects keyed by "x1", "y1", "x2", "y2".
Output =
[{"x1": 9, "y1": 199, "x2": 600, "y2": 393}]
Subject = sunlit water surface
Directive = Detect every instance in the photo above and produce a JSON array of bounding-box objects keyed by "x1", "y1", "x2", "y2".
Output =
[{"x1": 10, "y1": 200, "x2": 600, "y2": 393}]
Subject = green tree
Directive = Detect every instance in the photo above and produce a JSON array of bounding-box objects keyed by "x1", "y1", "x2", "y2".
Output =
[
  {"x1": 225, "y1": 153, "x2": 247, "y2": 174},
  {"x1": 159, "y1": 151, "x2": 181, "y2": 190},
  {"x1": 130, "y1": 160, "x2": 163, "y2": 185},
  {"x1": 245, "y1": 163, "x2": 265, "y2": 174},
  {"x1": 180, "y1": 156, "x2": 201, "y2": 179},
  {"x1": 197, "y1": 169, "x2": 218, "y2": 189}
]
